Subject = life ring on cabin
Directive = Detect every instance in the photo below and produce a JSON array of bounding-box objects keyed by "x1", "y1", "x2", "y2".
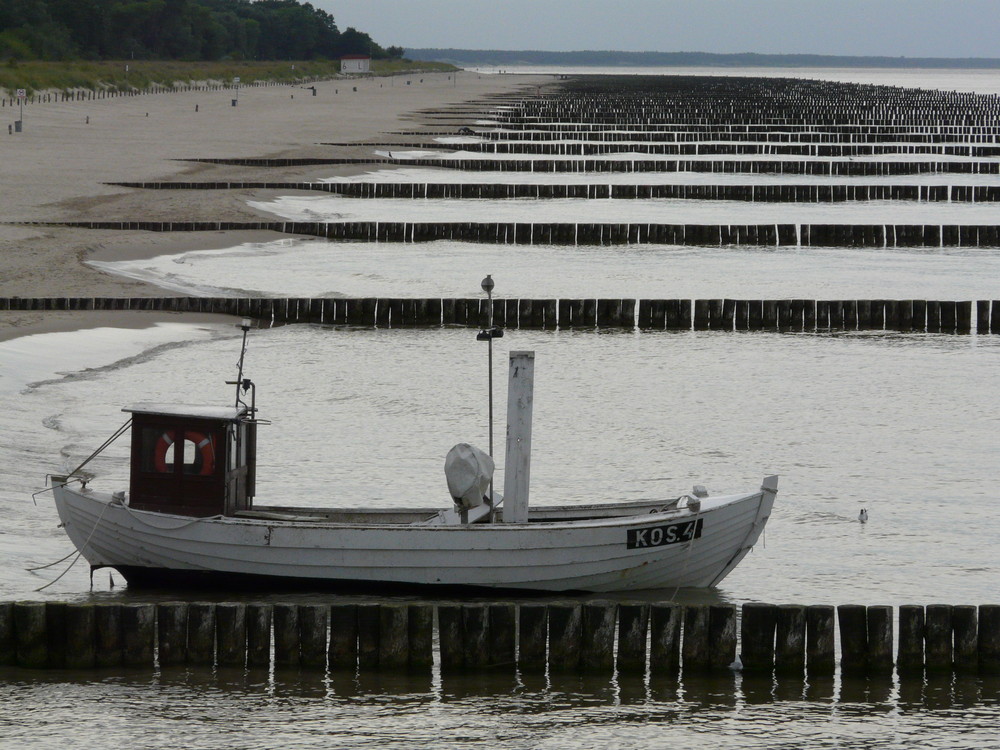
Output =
[{"x1": 152, "y1": 432, "x2": 215, "y2": 476}]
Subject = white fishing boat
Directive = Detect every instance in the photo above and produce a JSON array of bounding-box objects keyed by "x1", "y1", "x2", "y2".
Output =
[{"x1": 49, "y1": 315, "x2": 777, "y2": 594}]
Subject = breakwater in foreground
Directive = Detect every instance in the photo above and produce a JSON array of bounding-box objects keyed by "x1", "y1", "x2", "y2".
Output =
[
  {"x1": 3, "y1": 296, "x2": 998, "y2": 333},
  {"x1": 3, "y1": 601, "x2": 998, "y2": 676}
]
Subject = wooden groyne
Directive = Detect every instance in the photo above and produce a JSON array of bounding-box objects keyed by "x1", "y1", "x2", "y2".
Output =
[
  {"x1": 182, "y1": 156, "x2": 1000, "y2": 176},
  {"x1": 2, "y1": 601, "x2": 997, "y2": 676},
  {"x1": 21, "y1": 219, "x2": 1000, "y2": 249},
  {"x1": 3, "y1": 297, "x2": 998, "y2": 334},
  {"x1": 107, "y1": 181, "x2": 1000, "y2": 204}
]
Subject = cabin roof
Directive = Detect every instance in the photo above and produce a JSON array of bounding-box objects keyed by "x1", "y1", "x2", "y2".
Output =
[{"x1": 123, "y1": 403, "x2": 247, "y2": 421}]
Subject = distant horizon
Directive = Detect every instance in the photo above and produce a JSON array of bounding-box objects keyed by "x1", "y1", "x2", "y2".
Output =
[{"x1": 323, "y1": 0, "x2": 1000, "y2": 59}]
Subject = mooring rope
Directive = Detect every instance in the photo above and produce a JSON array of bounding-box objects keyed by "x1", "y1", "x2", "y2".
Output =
[
  {"x1": 32, "y1": 497, "x2": 116, "y2": 592},
  {"x1": 30, "y1": 417, "x2": 132, "y2": 506}
]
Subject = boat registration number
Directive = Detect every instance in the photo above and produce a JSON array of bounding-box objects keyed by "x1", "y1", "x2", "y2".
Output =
[{"x1": 627, "y1": 519, "x2": 703, "y2": 549}]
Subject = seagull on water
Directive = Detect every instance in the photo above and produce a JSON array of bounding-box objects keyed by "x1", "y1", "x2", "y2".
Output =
[{"x1": 858, "y1": 509, "x2": 868, "y2": 523}]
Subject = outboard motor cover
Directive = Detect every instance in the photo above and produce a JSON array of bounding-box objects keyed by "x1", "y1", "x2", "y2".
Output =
[{"x1": 444, "y1": 443, "x2": 494, "y2": 509}]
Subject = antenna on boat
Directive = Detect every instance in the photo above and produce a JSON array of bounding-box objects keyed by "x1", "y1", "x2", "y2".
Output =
[
  {"x1": 477, "y1": 275, "x2": 503, "y2": 507},
  {"x1": 230, "y1": 317, "x2": 257, "y2": 417}
]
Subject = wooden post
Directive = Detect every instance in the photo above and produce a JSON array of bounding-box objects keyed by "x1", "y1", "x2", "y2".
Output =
[
  {"x1": 518, "y1": 604, "x2": 547, "y2": 672},
  {"x1": 216, "y1": 603, "x2": 247, "y2": 668},
  {"x1": 502, "y1": 351, "x2": 535, "y2": 523},
  {"x1": 925, "y1": 604, "x2": 953, "y2": 671},
  {"x1": 462, "y1": 603, "x2": 490, "y2": 669},
  {"x1": 775, "y1": 604, "x2": 806, "y2": 675},
  {"x1": 0, "y1": 602, "x2": 13, "y2": 666},
  {"x1": 63, "y1": 604, "x2": 95, "y2": 669},
  {"x1": 378, "y1": 604, "x2": 409, "y2": 670},
  {"x1": 740, "y1": 603, "x2": 777, "y2": 673},
  {"x1": 246, "y1": 603, "x2": 272, "y2": 668},
  {"x1": 979, "y1": 604, "x2": 1000, "y2": 674},
  {"x1": 617, "y1": 603, "x2": 649, "y2": 675},
  {"x1": 328, "y1": 604, "x2": 358, "y2": 671},
  {"x1": 838, "y1": 604, "x2": 868, "y2": 675},
  {"x1": 548, "y1": 604, "x2": 582, "y2": 672},
  {"x1": 437, "y1": 605, "x2": 463, "y2": 672},
  {"x1": 299, "y1": 604, "x2": 329, "y2": 670},
  {"x1": 46, "y1": 602, "x2": 66, "y2": 668},
  {"x1": 187, "y1": 603, "x2": 216, "y2": 666},
  {"x1": 157, "y1": 602, "x2": 188, "y2": 666},
  {"x1": 489, "y1": 603, "x2": 516, "y2": 668},
  {"x1": 94, "y1": 604, "x2": 123, "y2": 668},
  {"x1": 649, "y1": 603, "x2": 681, "y2": 676},
  {"x1": 357, "y1": 604, "x2": 380, "y2": 669},
  {"x1": 581, "y1": 601, "x2": 617, "y2": 672},
  {"x1": 682, "y1": 605, "x2": 711, "y2": 671},
  {"x1": 408, "y1": 604, "x2": 434, "y2": 671},
  {"x1": 709, "y1": 605, "x2": 737, "y2": 670},
  {"x1": 805, "y1": 605, "x2": 835, "y2": 674},
  {"x1": 867, "y1": 605, "x2": 893, "y2": 674},
  {"x1": 14, "y1": 602, "x2": 47, "y2": 668},
  {"x1": 121, "y1": 603, "x2": 155, "y2": 667},
  {"x1": 273, "y1": 603, "x2": 299, "y2": 668},
  {"x1": 897, "y1": 604, "x2": 925, "y2": 674},
  {"x1": 952, "y1": 605, "x2": 978, "y2": 673}
]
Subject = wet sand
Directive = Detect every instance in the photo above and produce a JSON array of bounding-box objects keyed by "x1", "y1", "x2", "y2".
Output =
[{"x1": 0, "y1": 72, "x2": 545, "y2": 337}]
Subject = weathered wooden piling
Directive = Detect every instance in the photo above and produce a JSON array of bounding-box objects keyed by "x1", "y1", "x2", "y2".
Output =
[
  {"x1": 14, "y1": 602, "x2": 48, "y2": 669},
  {"x1": 517, "y1": 603, "x2": 548, "y2": 672},
  {"x1": 328, "y1": 603, "x2": 358, "y2": 670},
  {"x1": 617, "y1": 603, "x2": 649, "y2": 675},
  {"x1": 247, "y1": 603, "x2": 272, "y2": 668},
  {"x1": 45, "y1": 602, "x2": 66, "y2": 668},
  {"x1": 682, "y1": 605, "x2": 711, "y2": 671},
  {"x1": 157, "y1": 602, "x2": 188, "y2": 666},
  {"x1": 741, "y1": 602, "x2": 778, "y2": 673},
  {"x1": 580, "y1": 601, "x2": 617, "y2": 672},
  {"x1": 299, "y1": 604, "x2": 329, "y2": 669},
  {"x1": 805, "y1": 604, "x2": 836, "y2": 674},
  {"x1": 273, "y1": 603, "x2": 300, "y2": 668},
  {"x1": 548, "y1": 604, "x2": 583, "y2": 672},
  {"x1": 980, "y1": 605, "x2": 1000, "y2": 674},
  {"x1": 121, "y1": 603, "x2": 155, "y2": 666},
  {"x1": 897, "y1": 604, "x2": 925, "y2": 673},
  {"x1": 357, "y1": 603, "x2": 381, "y2": 669},
  {"x1": 925, "y1": 604, "x2": 954, "y2": 671},
  {"x1": 649, "y1": 603, "x2": 682, "y2": 675},
  {"x1": 709, "y1": 605, "x2": 738, "y2": 670},
  {"x1": 187, "y1": 602, "x2": 216, "y2": 666},
  {"x1": 952, "y1": 605, "x2": 978, "y2": 673},
  {"x1": 437, "y1": 604, "x2": 463, "y2": 672},
  {"x1": 408, "y1": 604, "x2": 434, "y2": 671},
  {"x1": 489, "y1": 603, "x2": 516, "y2": 668},
  {"x1": 216, "y1": 603, "x2": 247, "y2": 668},
  {"x1": 64, "y1": 603, "x2": 96, "y2": 669},
  {"x1": 774, "y1": 604, "x2": 806, "y2": 674},
  {"x1": 370, "y1": 604, "x2": 406, "y2": 670},
  {"x1": 461, "y1": 604, "x2": 490, "y2": 669},
  {"x1": 0, "y1": 602, "x2": 13, "y2": 666},
  {"x1": 866, "y1": 605, "x2": 894, "y2": 674},
  {"x1": 837, "y1": 604, "x2": 869, "y2": 675},
  {"x1": 94, "y1": 604, "x2": 124, "y2": 668}
]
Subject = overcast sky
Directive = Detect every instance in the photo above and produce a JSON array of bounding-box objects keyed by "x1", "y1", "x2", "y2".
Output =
[{"x1": 318, "y1": 0, "x2": 1000, "y2": 58}]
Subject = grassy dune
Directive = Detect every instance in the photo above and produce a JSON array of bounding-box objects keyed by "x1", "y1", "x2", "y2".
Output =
[{"x1": 0, "y1": 59, "x2": 457, "y2": 95}]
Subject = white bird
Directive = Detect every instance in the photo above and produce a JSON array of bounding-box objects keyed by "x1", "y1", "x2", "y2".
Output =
[{"x1": 859, "y1": 509, "x2": 868, "y2": 523}]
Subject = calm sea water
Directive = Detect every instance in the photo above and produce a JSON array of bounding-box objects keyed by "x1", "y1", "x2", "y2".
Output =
[{"x1": 4, "y1": 67, "x2": 1000, "y2": 748}]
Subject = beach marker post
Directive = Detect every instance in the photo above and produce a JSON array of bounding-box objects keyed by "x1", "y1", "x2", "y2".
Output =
[
  {"x1": 15, "y1": 88, "x2": 25, "y2": 132},
  {"x1": 232, "y1": 77, "x2": 240, "y2": 107}
]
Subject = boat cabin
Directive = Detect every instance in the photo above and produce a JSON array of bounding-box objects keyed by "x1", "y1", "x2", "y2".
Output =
[{"x1": 125, "y1": 403, "x2": 256, "y2": 517}]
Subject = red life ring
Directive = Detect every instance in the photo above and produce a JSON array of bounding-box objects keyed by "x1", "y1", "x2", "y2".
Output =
[{"x1": 152, "y1": 431, "x2": 215, "y2": 476}]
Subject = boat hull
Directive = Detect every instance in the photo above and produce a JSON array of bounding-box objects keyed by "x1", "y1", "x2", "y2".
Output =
[{"x1": 52, "y1": 481, "x2": 775, "y2": 593}]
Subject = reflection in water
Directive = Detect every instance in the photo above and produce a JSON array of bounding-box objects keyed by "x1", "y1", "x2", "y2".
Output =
[{"x1": 5, "y1": 665, "x2": 996, "y2": 749}]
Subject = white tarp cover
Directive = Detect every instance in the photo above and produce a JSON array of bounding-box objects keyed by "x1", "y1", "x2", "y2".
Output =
[{"x1": 444, "y1": 443, "x2": 494, "y2": 509}]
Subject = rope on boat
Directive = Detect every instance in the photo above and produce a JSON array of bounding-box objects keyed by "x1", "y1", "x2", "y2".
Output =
[
  {"x1": 30, "y1": 417, "x2": 133, "y2": 505},
  {"x1": 32, "y1": 498, "x2": 116, "y2": 592},
  {"x1": 121, "y1": 503, "x2": 223, "y2": 529}
]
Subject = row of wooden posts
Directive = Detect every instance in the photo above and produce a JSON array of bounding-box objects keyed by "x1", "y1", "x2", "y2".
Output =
[
  {"x1": 186, "y1": 156, "x2": 1000, "y2": 175},
  {"x1": 107, "y1": 180, "x2": 1000, "y2": 203},
  {"x1": 390, "y1": 129, "x2": 1000, "y2": 144},
  {"x1": 4, "y1": 296, "x2": 999, "y2": 334},
  {"x1": 325, "y1": 141, "x2": 1000, "y2": 157},
  {"x1": 28, "y1": 218, "x2": 1000, "y2": 248},
  {"x1": 2, "y1": 601, "x2": 998, "y2": 675}
]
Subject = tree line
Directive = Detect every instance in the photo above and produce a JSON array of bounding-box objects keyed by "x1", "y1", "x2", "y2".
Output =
[{"x1": 0, "y1": 0, "x2": 403, "y2": 61}]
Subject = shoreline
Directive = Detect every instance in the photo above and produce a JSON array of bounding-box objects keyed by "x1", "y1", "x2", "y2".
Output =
[{"x1": 0, "y1": 72, "x2": 548, "y2": 305}]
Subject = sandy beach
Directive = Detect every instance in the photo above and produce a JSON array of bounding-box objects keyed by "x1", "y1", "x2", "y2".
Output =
[{"x1": 0, "y1": 71, "x2": 545, "y2": 335}]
